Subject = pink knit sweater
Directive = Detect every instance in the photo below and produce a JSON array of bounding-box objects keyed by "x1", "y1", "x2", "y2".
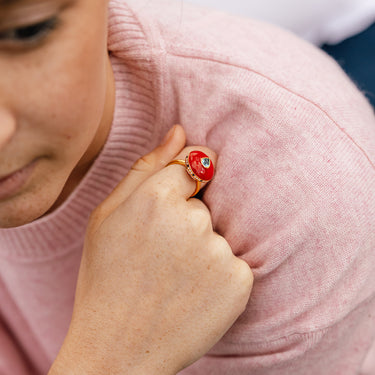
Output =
[{"x1": 1, "y1": 0, "x2": 375, "y2": 374}]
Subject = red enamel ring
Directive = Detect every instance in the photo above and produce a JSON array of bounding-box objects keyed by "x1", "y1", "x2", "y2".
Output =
[{"x1": 167, "y1": 150, "x2": 215, "y2": 197}]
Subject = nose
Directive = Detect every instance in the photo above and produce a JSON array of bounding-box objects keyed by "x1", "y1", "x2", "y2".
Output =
[{"x1": 0, "y1": 106, "x2": 16, "y2": 151}]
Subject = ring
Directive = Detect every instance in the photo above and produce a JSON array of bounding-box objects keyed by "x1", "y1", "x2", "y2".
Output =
[{"x1": 167, "y1": 150, "x2": 215, "y2": 197}]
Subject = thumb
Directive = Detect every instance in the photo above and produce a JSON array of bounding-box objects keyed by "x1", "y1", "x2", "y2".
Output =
[{"x1": 96, "y1": 125, "x2": 186, "y2": 218}]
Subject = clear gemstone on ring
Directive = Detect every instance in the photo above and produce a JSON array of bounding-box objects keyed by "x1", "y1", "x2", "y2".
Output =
[{"x1": 201, "y1": 157, "x2": 211, "y2": 168}]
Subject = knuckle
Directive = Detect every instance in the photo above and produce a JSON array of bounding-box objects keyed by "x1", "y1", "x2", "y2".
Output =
[
  {"x1": 222, "y1": 259, "x2": 253, "y2": 314},
  {"x1": 187, "y1": 207, "x2": 212, "y2": 233},
  {"x1": 234, "y1": 259, "x2": 254, "y2": 294},
  {"x1": 205, "y1": 235, "x2": 232, "y2": 263}
]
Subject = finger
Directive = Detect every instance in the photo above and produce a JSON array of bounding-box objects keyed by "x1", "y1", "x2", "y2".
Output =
[
  {"x1": 208, "y1": 232, "x2": 253, "y2": 294},
  {"x1": 98, "y1": 125, "x2": 186, "y2": 217},
  {"x1": 155, "y1": 146, "x2": 217, "y2": 200}
]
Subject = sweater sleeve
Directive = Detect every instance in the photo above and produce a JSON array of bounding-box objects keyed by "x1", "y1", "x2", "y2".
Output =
[
  {"x1": 116, "y1": 0, "x2": 375, "y2": 372},
  {"x1": 143, "y1": 2, "x2": 375, "y2": 374},
  {"x1": 175, "y1": 58, "x2": 375, "y2": 374}
]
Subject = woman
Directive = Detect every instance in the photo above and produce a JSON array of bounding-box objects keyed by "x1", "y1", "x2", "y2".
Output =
[{"x1": 0, "y1": 0, "x2": 374, "y2": 374}]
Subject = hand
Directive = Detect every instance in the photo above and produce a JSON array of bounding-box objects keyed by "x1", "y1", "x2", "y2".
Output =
[{"x1": 50, "y1": 125, "x2": 253, "y2": 375}]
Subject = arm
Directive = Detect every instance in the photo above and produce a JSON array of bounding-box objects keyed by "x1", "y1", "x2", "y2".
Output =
[
  {"x1": 177, "y1": 54, "x2": 375, "y2": 374},
  {"x1": 161, "y1": 22, "x2": 375, "y2": 375},
  {"x1": 110, "y1": 1, "x2": 375, "y2": 371}
]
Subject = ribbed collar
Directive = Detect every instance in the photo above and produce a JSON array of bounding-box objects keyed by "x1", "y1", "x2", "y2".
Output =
[{"x1": 0, "y1": 0, "x2": 160, "y2": 261}]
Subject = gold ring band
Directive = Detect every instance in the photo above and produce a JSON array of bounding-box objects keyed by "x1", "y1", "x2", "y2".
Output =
[
  {"x1": 166, "y1": 151, "x2": 214, "y2": 198},
  {"x1": 166, "y1": 159, "x2": 201, "y2": 197}
]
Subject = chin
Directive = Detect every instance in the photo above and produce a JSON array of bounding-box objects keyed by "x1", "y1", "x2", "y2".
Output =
[
  {"x1": 0, "y1": 211, "x2": 43, "y2": 229},
  {"x1": 0, "y1": 215, "x2": 34, "y2": 229},
  {"x1": 0, "y1": 193, "x2": 57, "y2": 229}
]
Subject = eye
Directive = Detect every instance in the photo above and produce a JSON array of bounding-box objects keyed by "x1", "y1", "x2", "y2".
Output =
[{"x1": 0, "y1": 18, "x2": 58, "y2": 44}]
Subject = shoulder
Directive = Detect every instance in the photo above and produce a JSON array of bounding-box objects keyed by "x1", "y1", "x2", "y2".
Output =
[
  {"x1": 109, "y1": 0, "x2": 375, "y2": 160},
  {"x1": 108, "y1": 1, "x2": 375, "y2": 367}
]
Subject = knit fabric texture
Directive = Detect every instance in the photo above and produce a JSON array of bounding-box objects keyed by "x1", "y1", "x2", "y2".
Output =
[{"x1": 0, "y1": 0, "x2": 375, "y2": 374}]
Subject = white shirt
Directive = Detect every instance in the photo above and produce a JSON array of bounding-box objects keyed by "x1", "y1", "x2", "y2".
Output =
[{"x1": 183, "y1": 0, "x2": 375, "y2": 45}]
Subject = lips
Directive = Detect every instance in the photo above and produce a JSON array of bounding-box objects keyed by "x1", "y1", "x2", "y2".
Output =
[
  {"x1": 0, "y1": 169, "x2": 20, "y2": 182},
  {"x1": 0, "y1": 160, "x2": 38, "y2": 201}
]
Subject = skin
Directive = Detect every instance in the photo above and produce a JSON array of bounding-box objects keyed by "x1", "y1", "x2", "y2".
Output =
[
  {"x1": 49, "y1": 134, "x2": 253, "y2": 374},
  {"x1": 0, "y1": 0, "x2": 115, "y2": 228},
  {"x1": 0, "y1": 1, "x2": 254, "y2": 373}
]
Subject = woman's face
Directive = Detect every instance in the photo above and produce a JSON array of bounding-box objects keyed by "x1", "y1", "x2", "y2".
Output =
[{"x1": 0, "y1": 0, "x2": 115, "y2": 228}]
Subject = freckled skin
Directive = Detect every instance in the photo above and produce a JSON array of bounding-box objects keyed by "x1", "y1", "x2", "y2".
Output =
[
  {"x1": 54, "y1": 134, "x2": 253, "y2": 374},
  {"x1": 0, "y1": 3, "x2": 254, "y2": 373}
]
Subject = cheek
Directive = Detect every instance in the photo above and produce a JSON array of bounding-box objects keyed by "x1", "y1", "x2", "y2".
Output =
[
  {"x1": 53, "y1": 8, "x2": 109, "y2": 140},
  {"x1": 0, "y1": 2, "x2": 110, "y2": 171},
  {"x1": 8, "y1": 15, "x2": 109, "y2": 159},
  {"x1": 39, "y1": 43, "x2": 108, "y2": 151}
]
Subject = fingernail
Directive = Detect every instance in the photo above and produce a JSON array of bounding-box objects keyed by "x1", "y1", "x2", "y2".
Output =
[{"x1": 161, "y1": 125, "x2": 176, "y2": 146}]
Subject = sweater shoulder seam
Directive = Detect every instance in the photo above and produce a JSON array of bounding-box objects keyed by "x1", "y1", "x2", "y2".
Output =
[{"x1": 161, "y1": 45, "x2": 375, "y2": 173}]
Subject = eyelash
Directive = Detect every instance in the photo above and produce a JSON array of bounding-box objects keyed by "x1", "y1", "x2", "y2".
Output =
[{"x1": 0, "y1": 17, "x2": 59, "y2": 46}]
